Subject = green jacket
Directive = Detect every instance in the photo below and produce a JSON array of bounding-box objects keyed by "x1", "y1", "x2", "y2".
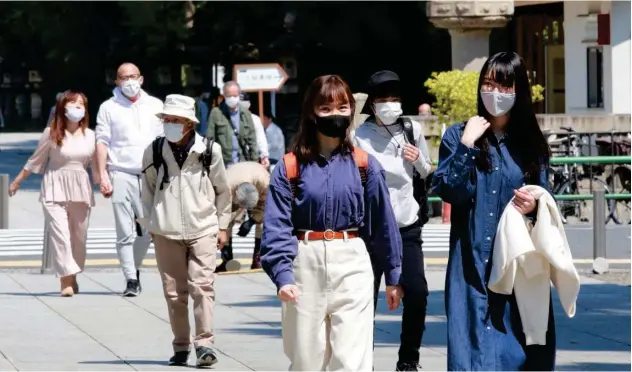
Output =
[{"x1": 206, "y1": 103, "x2": 259, "y2": 166}]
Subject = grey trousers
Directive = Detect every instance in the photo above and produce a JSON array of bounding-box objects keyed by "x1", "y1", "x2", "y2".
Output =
[{"x1": 110, "y1": 170, "x2": 151, "y2": 280}]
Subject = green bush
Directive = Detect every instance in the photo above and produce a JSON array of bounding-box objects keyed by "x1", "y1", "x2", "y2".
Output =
[{"x1": 424, "y1": 70, "x2": 545, "y2": 137}]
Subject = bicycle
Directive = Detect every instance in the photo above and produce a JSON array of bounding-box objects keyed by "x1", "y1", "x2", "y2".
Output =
[{"x1": 547, "y1": 126, "x2": 616, "y2": 224}]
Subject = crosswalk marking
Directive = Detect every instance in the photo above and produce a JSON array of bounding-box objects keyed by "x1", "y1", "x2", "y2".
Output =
[{"x1": 0, "y1": 225, "x2": 451, "y2": 257}]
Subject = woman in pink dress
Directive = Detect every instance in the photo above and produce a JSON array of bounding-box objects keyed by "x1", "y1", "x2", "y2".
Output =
[{"x1": 9, "y1": 90, "x2": 97, "y2": 297}]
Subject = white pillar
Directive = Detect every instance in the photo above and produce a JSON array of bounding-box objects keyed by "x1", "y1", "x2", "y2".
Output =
[
  {"x1": 449, "y1": 29, "x2": 491, "y2": 72},
  {"x1": 608, "y1": 0, "x2": 631, "y2": 114}
]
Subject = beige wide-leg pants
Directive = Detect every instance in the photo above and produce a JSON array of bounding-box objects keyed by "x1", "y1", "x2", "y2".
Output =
[
  {"x1": 282, "y1": 236, "x2": 374, "y2": 371},
  {"x1": 153, "y1": 232, "x2": 217, "y2": 352},
  {"x1": 42, "y1": 201, "x2": 90, "y2": 277}
]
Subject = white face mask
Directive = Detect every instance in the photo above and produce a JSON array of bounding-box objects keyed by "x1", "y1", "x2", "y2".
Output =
[
  {"x1": 65, "y1": 107, "x2": 85, "y2": 122},
  {"x1": 374, "y1": 101, "x2": 403, "y2": 125},
  {"x1": 120, "y1": 79, "x2": 141, "y2": 98},
  {"x1": 480, "y1": 91, "x2": 516, "y2": 117},
  {"x1": 225, "y1": 96, "x2": 240, "y2": 108},
  {"x1": 164, "y1": 123, "x2": 186, "y2": 143}
]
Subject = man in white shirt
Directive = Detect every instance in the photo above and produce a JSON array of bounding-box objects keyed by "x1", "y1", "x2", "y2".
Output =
[
  {"x1": 239, "y1": 93, "x2": 270, "y2": 168},
  {"x1": 95, "y1": 63, "x2": 164, "y2": 297},
  {"x1": 261, "y1": 110, "x2": 285, "y2": 164}
]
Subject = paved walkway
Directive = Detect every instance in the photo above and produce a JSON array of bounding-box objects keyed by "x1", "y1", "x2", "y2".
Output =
[{"x1": 0, "y1": 269, "x2": 629, "y2": 371}]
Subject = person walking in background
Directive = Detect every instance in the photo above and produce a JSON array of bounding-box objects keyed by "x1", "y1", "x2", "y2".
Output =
[
  {"x1": 261, "y1": 75, "x2": 403, "y2": 371},
  {"x1": 206, "y1": 81, "x2": 259, "y2": 167},
  {"x1": 141, "y1": 94, "x2": 231, "y2": 368},
  {"x1": 240, "y1": 93, "x2": 270, "y2": 168},
  {"x1": 193, "y1": 88, "x2": 210, "y2": 136},
  {"x1": 9, "y1": 90, "x2": 96, "y2": 297},
  {"x1": 354, "y1": 70, "x2": 432, "y2": 371},
  {"x1": 432, "y1": 52, "x2": 555, "y2": 371},
  {"x1": 262, "y1": 109, "x2": 285, "y2": 165},
  {"x1": 417, "y1": 103, "x2": 432, "y2": 117},
  {"x1": 95, "y1": 62, "x2": 164, "y2": 297},
  {"x1": 220, "y1": 161, "x2": 270, "y2": 272}
]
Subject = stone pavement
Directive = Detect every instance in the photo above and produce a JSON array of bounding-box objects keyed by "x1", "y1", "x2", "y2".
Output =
[{"x1": 0, "y1": 268, "x2": 629, "y2": 371}]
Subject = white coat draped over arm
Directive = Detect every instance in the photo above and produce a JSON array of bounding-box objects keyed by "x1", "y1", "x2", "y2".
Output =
[{"x1": 488, "y1": 185, "x2": 580, "y2": 346}]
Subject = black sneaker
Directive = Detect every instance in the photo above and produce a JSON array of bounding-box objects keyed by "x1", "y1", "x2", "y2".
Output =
[
  {"x1": 396, "y1": 362, "x2": 421, "y2": 371},
  {"x1": 169, "y1": 351, "x2": 189, "y2": 366},
  {"x1": 195, "y1": 346, "x2": 218, "y2": 369},
  {"x1": 123, "y1": 279, "x2": 141, "y2": 297},
  {"x1": 215, "y1": 261, "x2": 227, "y2": 273}
]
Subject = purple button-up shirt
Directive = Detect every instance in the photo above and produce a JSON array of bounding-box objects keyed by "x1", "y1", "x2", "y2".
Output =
[{"x1": 261, "y1": 150, "x2": 403, "y2": 290}]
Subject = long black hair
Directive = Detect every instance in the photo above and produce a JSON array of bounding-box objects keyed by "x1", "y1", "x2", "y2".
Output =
[{"x1": 473, "y1": 52, "x2": 551, "y2": 182}]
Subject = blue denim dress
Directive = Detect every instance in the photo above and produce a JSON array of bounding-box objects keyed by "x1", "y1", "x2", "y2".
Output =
[{"x1": 432, "y1": 123, "x2": 556, "y2": 371}]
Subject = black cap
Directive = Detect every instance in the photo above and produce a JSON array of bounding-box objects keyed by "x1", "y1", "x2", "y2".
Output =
[
  {"x1": 367, "y1": 70, "x2": 400, "y2": 88},
  {"x1": 361, "y1": 70, "x2": 402, "y2": 115}
]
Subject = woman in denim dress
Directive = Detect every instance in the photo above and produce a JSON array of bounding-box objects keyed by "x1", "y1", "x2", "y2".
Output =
[{"x1": 432, "y1": 52, "x2": 554, "y2": 371}]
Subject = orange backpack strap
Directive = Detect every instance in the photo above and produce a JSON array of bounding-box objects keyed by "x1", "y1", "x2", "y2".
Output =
[
  {"x1": 283, "y1": 152, "x2": 299, "y2": 198},
  {"x1": 352, "y1": 148, "x2": 369, "y2": 187}
]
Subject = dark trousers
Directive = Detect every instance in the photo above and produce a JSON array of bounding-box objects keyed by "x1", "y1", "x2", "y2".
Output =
[{"x1": 372, "y1": 221, "x2": 429, "y2": 364}]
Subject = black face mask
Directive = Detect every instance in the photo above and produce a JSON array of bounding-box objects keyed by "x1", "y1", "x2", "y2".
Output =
[{"x1": 315, "y1": 115, "x2": 351, "y2": 139}]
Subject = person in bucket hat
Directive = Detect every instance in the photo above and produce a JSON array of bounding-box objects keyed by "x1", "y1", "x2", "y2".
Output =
[{"x1": 140, "y1": 94, "x2": 232, "y2": 368}]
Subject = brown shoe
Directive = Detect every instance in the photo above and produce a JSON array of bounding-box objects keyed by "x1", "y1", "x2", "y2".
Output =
[
  {"x1": 71, "y1": 275, "x2": 79, "y2": 294},
  {"x1": 60, "y1": 275, "x2": 75, "y2": 297}
]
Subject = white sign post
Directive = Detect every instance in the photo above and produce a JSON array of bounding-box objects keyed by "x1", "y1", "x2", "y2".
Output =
[{"x1": 233, "y1": 63, "x2": 289, "y2": 118}]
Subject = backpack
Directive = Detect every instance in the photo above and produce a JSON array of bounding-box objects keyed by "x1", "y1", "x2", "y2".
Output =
[
  {"x1": 283, "y1": 148, "x2": 369, "y2": 200},
  {"x1": 144, "y1": 136, "x2": 215, "y2": 190},
  {"x1": 398, "y1": 116, "x2": 430, "y2": 227}
]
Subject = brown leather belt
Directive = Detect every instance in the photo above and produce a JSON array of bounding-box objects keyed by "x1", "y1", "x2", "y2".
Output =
[{"x1": 296, "y1": 230, "x2": 359, "y2": 241}]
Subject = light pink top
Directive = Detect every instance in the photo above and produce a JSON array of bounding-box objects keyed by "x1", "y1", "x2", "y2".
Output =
[{"x1": 24, "y1": 127, "x2": 96, "y2": 206}]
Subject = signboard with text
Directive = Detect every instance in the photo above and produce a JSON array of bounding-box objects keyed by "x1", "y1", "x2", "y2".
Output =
[{"x1": 233, "y1": 63, "x2": 289, "y2": 92}]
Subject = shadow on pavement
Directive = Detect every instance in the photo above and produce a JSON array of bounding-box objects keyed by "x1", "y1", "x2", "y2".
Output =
[
  {"x1": 0, "y1": 148, "x2": 43, "y2": 191},
  {"x1": 78, "y1": 360, "x2": 187, "y2": 368},
  {"x1": 219, "y1": 281, "x2": 630, "y2": 362},
  {"x1": 557, "y1": 362, "x2": 631, "y2": 371},
  {"x1": 0, "y1": 147, "x2": 100, "y2": 192},
  {"x1": 0, "y1": 291, "x2": 118, "y2": 297},
  {"x1": 220, "y1": 294, "x2": 278, "y2": 308}
]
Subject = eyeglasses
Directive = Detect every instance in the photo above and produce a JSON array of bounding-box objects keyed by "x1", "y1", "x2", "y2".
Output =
[
  {"x1": 481, "y1": 82, "x2": 515, "y2": 94},
  {"x1": 117, "y1": 74, "x2": 141, "y2": 81}
]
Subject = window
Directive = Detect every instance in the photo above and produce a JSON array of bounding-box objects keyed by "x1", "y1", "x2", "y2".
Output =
[{"x1": 586, "y1": 47, "x2": 603, "y2": 108}]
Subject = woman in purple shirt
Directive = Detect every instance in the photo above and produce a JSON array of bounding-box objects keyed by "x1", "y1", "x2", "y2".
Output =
[{"x1": 261, "y1": 75, "x2": 403, "y2": 371}]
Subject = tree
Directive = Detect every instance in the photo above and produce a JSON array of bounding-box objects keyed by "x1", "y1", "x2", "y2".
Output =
[{"x1": 424, "y1": 70, "x2": 545, "y2": 142}]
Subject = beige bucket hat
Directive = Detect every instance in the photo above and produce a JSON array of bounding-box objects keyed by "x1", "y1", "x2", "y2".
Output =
[{"x1": 156, "y1": 94, "x2": 199, "y2": 124}]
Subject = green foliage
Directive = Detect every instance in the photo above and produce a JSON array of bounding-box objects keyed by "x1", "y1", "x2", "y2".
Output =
[
  {"x1": 424, "y1": 70, "x2": 479, "y2": 132},
  {"x1": 531, "y1": 84, "x2": 545, "y2": 103},
  {"x1": 424, "y1": 69, "x2": 545, "y2": 138}
]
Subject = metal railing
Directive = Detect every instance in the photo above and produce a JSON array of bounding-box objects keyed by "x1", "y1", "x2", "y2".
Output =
[
  {"x1": 428, "y1": 155, "x2": 632, "y2": 202},
  {"x1": 428, "y1": 155, "x2": 631, "y2": 273},
  {"x1": 430, "y1": 155, "x2": 632, "y2": 166}
]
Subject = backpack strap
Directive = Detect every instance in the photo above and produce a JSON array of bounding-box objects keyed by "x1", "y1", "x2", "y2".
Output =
[
  {"x1": 200, "y1": 137, "x2": 214, "y2": 177},
  {"x1": 146, "y1": 136, "x2": 170, "y2": 191},
  {"x1": 284, "y1": 150, "x2": 368, "y2": 200},
  {"x1": 351, "y1": 148, "x2": 368, "y2": 188},
  {"x1": 283, "y1": 152, "x2": 299, "y2": 198}
]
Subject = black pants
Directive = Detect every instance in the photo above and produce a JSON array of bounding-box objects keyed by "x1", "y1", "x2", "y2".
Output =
[{"x1": 371, "y1": 221, "x2": 429, "y2": 364}]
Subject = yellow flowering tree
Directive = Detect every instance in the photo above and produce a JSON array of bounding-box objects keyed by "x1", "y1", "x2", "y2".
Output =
[{"x1": 424, "y1": 70, "x2": 545, "y2": 137}]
